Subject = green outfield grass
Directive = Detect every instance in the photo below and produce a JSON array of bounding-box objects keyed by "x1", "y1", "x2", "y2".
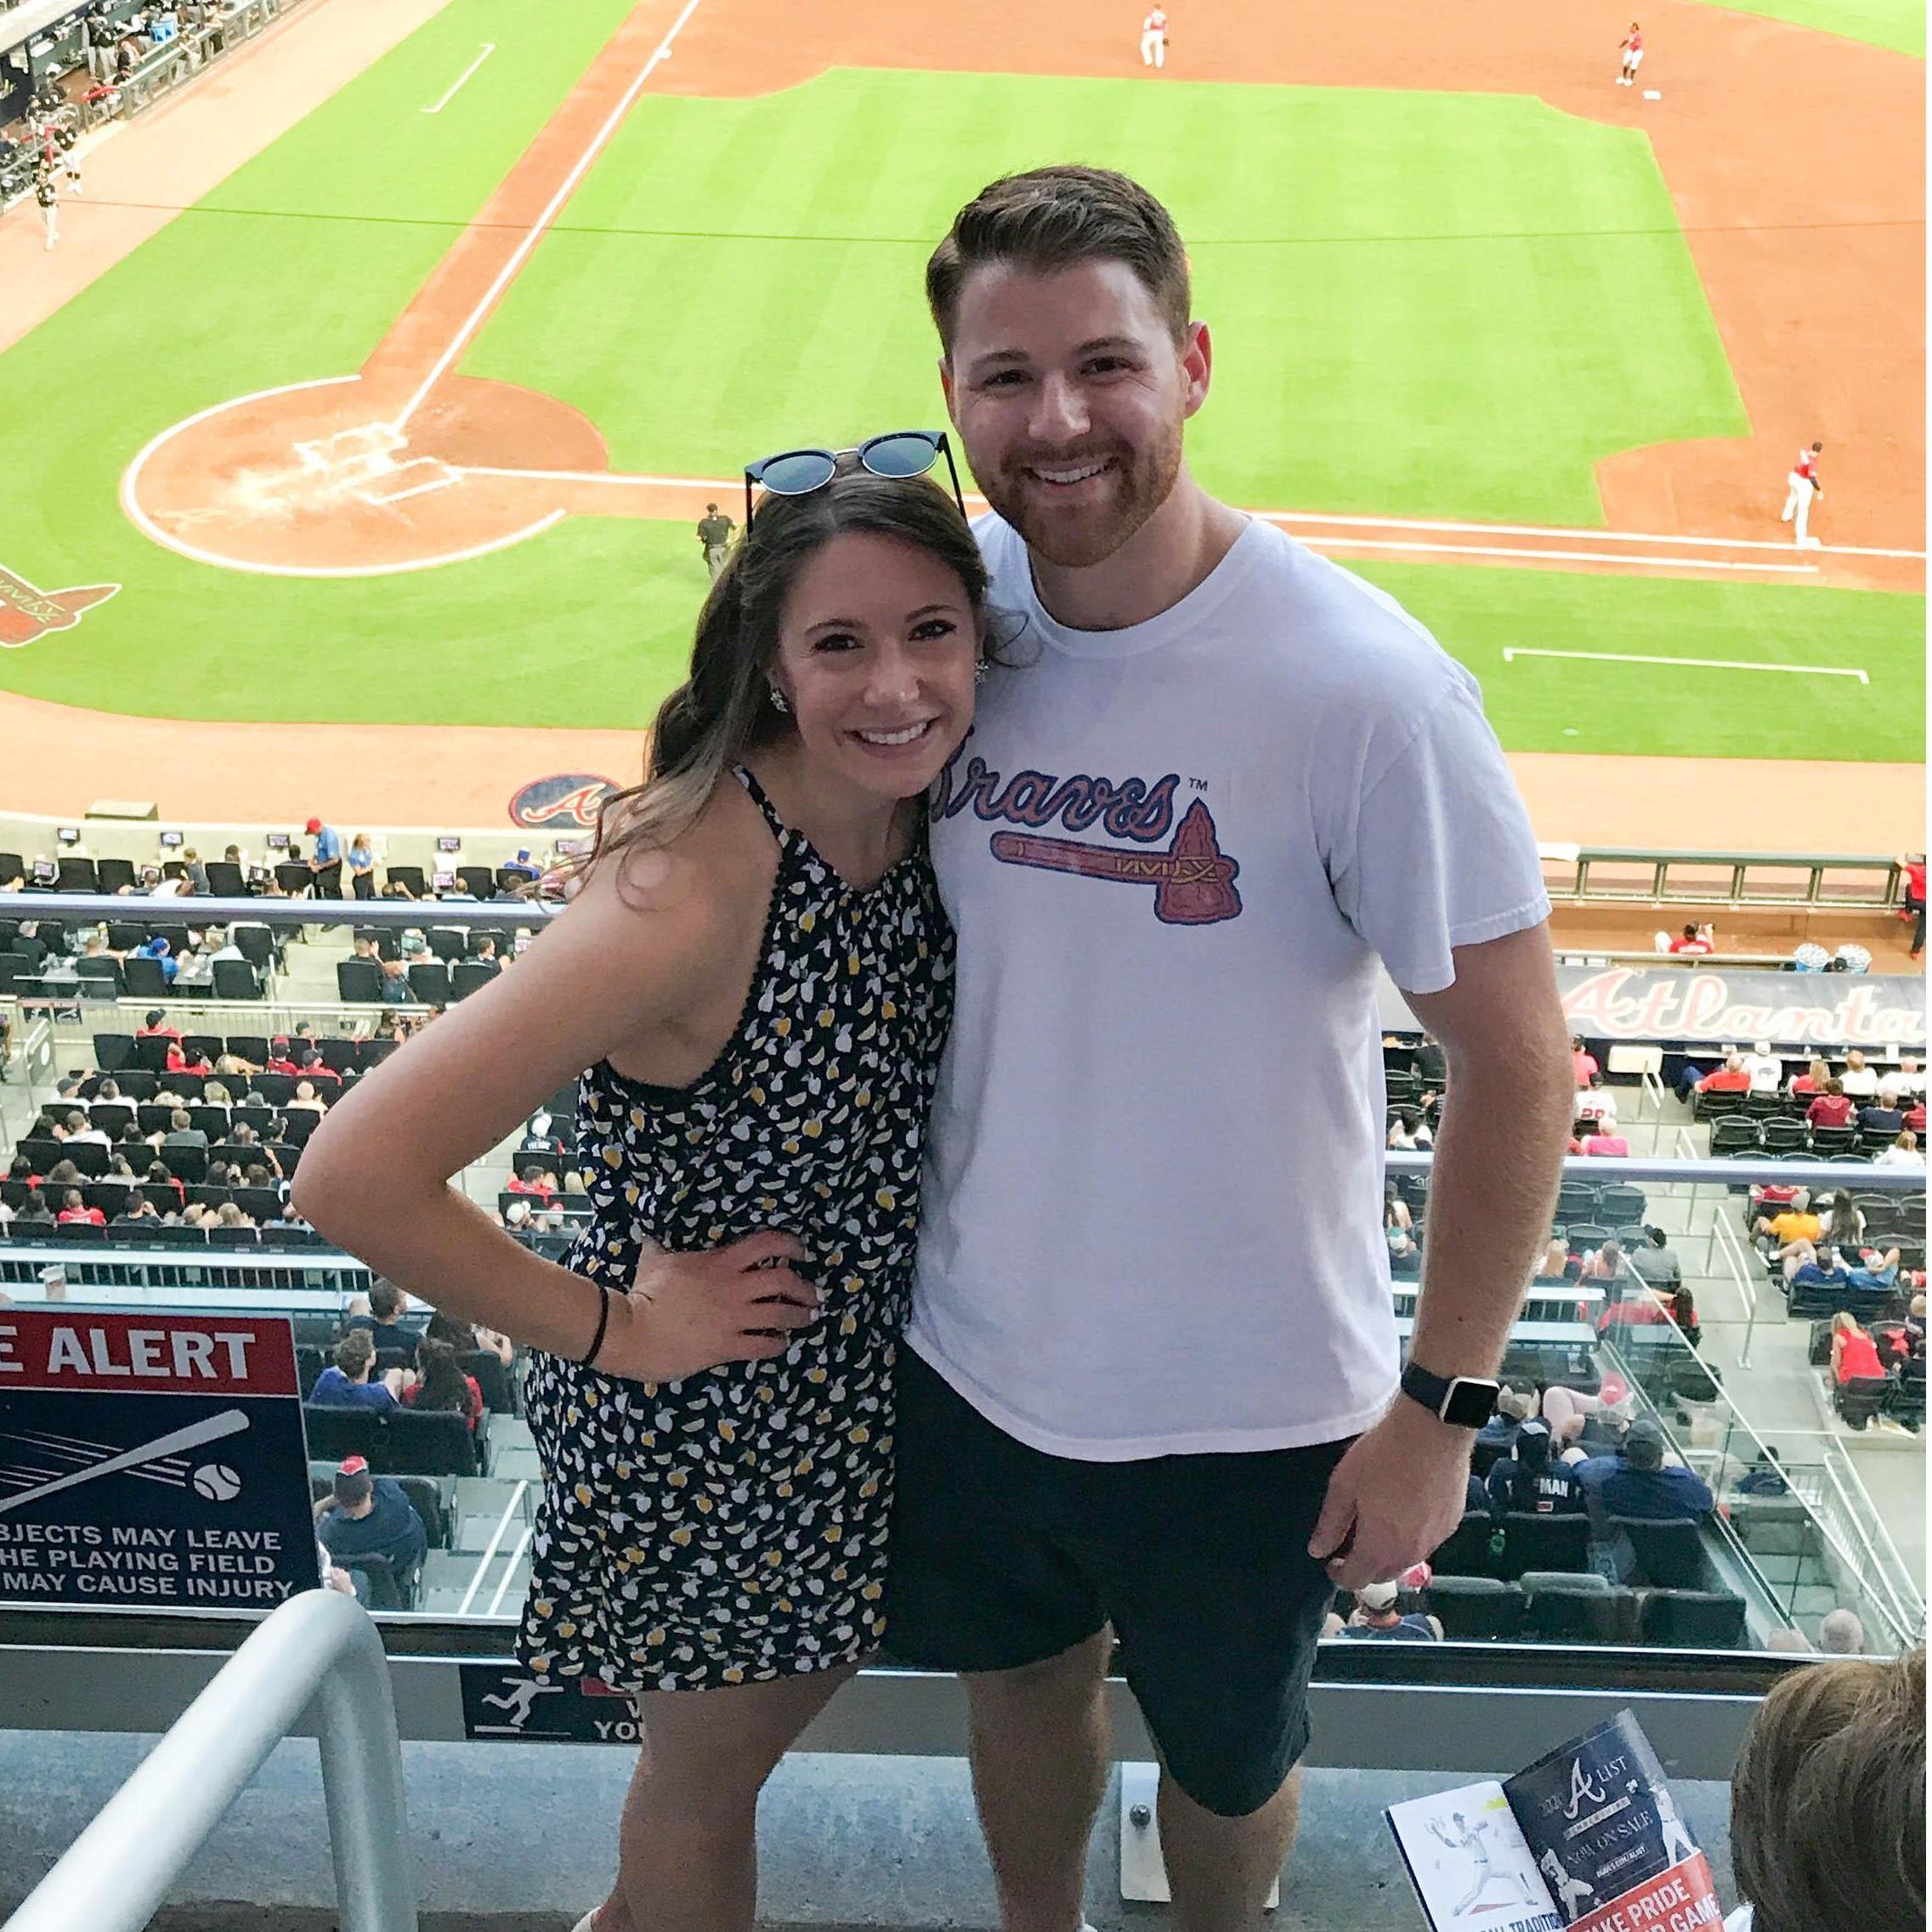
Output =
[
  {"x1": 0, "y1": 0, "x2": 1907, "y2": 761},
  {"x1": 1694, "y1": 0, "x2": 1924, "y2": 56},
  {"x1": 466, "y1": 68, "x2": 1746, "y2": 528}
]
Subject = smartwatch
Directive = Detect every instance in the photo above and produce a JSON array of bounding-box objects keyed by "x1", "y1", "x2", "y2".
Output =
[{"x1": 1400, "y1": 1362, "x2": 1502, "y2": 1430}]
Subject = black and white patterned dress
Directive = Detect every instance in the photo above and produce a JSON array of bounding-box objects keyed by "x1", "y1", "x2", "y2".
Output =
[{"x1": 518, "y1": 768, "x2": 954, "y2": 1691}]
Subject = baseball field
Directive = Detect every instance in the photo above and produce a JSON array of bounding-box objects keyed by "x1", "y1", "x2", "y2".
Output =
[{"x1": 0, "y1": 0, "x2": 1921, "y2": 836}]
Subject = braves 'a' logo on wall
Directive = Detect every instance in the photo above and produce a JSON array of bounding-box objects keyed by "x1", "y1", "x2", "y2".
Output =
[
  {"x1": 0, "y1": 564, "x2": 118, "y2": 649},
  {"x1": 508, "y1": 773, "x2": 619, "y2": 830}
]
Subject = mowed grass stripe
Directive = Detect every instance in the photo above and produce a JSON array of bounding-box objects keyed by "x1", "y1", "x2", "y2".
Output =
[
  {"x1": 1687, "y1": 0, "x2": 1923, "y2": 56},
  {"x1": 1346, "y1": 559, "x2": 1925, "y2": 760},
  {"x1": 464, "y1": 69, "x2": 1746, "y2": 527}
]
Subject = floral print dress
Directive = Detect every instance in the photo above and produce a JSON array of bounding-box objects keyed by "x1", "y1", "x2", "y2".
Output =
[{"x1": 518, "y1": 768, "x2": 954, "y2": 1691}]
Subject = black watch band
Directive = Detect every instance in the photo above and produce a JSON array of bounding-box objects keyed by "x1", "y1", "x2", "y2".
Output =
[{"x1": 1400, "y1": 1362, "x2": 1502, "y2": 1430}]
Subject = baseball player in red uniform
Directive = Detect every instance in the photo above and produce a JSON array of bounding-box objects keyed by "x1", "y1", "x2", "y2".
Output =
[
  {"x1": 1781, "y1": 441, "x2": 1824, "y2": 547},
  {"x1": 1617, "y1": 23, "x2": 1645, "y2": 84},
  {"x1": 1141, "y1": 5, "x2": 1169, "y2": 67}
]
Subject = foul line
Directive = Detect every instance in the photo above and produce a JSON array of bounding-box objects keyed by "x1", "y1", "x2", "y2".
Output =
[
  {"x1": 1504, "y1": 648, "x2": 1869, "y2": 683},
  {"x1": 1298, "y1": 535, "x2": 1819, "y2": 574},
  {"x1": 422, "y1": 42, "x2": 496, "y2": 115},
  {"x1": 389, "y1": 0, "x2": 708, "y2": 434}
]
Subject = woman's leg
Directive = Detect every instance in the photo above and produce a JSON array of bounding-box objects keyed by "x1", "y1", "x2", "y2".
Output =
[{"x1": 594, "y1": 1659, "x2": 861, "y2": 1932}]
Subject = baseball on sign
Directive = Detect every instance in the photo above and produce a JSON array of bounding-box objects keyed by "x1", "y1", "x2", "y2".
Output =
[{"x1": 192, "y1": 1462, "x2": 243, "y2": 1502}]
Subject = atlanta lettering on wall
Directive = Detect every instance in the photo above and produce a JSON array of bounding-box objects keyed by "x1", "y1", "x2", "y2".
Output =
[{"x1": 1557, "y1": 966, "x2": 1926, "y2": 1049}]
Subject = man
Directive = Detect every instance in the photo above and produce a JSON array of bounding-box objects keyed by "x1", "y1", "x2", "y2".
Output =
[
  {"x1": 308, "y1": 1329, "x2": 409, "y2": 1408},
  {"x1": 377, "y1": 956, "x2": 414, "y2": 1006},
  {"x1": 1668, "y1": 921, "x2": 1714, "y2": 955},
  {"x1": 1627, "y1": 1226, "x2": 1684, "y2": 1293},
  {"x1": 1140, "y1": 3, "x2": 1169, "y2": 66},
  {"x1": 1839, "y1": 1049, "x2": 1880, "y2": 1098},
  {"x1": 1779, "y1": 440, "x2": 1824, "y2": 548},
  {"x1": 873, "y1": 167, "x2": 1571, "y2": 1932},
  {"x1": 1474, "y1": 1386, "x2": 1535, "y2": 1459},
  {"x1": 1693, "y1": 1051, "x2": 1752, "y2": 1097},
  {"x1": 344, "y1": 1278, "x2": 420, "y2": 1355},
  {"x1": 1320, "y1": 1578, "x2": 1441, "y2": 1642},
  {"x1": 1576, "y1": 1419, "x2": 1713, "y2": 1523},
  {"x1": 1859, "y1": 1088, "x2": 1906, "y2": 1138},
  {"x1": 694, "y1": 502, "x2": 735, "y2": 580},
  {"x1": 65, "y1": 1108, "x2": 110, "y2": 1149},
  {"x1": 1742, "y1": 1041, "x2": 1783, "y2": 1091},
  {"x1": 305, "y1": 816, "x2": 344, "y2": 898},
  {"x1": 1486, "y1": 1419, "x2": 1586, "y2": 1517},
  {"x1": 313, "y1": 1455, "x2": 428, "y2": 1588},
  {"x1": 160, "y1": 1108, "x2": 207, "y2": 1149}
]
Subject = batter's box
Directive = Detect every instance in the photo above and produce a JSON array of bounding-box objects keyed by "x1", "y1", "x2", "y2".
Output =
[{"x1": 294, "y1": 423, "x2": 405, "y2": 473}]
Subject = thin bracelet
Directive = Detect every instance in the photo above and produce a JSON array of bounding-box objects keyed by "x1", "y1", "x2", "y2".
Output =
[{"x1": 582, "y1": 1285, "x2": 613, "y2": 1368}]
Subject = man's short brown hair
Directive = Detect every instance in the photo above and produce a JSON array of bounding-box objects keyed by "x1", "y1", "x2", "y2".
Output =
[
  {"x1": 1731, "y1": 1647, "x2": 1924, "y2": 1932},
  {"x1": 926, "y1": 166, "x2": 1190, "y2": 354}
]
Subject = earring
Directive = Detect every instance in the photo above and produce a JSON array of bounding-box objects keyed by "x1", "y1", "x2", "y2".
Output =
[
  {"x1": 768, "y1": 683, "x2": 790, "y2": 714},
  {"x1": 974, "y1": 662, "x2": 989, "y2": 683}
]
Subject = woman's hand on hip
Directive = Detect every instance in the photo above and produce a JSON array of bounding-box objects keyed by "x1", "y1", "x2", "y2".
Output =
[{"x1": 600, "y1": 1230, "x2": 819, "y2": 1382}]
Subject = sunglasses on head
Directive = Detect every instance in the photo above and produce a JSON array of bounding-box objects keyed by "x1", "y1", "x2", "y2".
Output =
[{"x1": 742, "y1": 429, "x2": 966, "y2": 532}]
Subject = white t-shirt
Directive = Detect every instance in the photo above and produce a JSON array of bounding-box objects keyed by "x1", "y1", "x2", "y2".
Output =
[
  {"x1": 908, "y1": 513, "x2": 1551, "y2": 1459},
  {"x1": 1742, "y1": 1052, "x2": 1783, "y2": 1091},
  {"x1": 1839, "y1": 1064, "x2": 1880, "y2": 1096}
]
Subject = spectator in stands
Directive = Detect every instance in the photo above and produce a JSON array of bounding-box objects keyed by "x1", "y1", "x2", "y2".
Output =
[
  {"x1": 1890, "y1": 1053, "x2": 1925, "y2": 1096},
  {"x1": 1695, "y1": 1052, "x2": 1753, "y2": 1097},
  {"x1": 144, "y1": 1160, "x2": 184, "y2": 1211},
  {"x1": 133, "y1": 935, "x2": 178, "y2": 984},
  {"x1": 161, "y1": 1108, "x2": 206, "y2": 1149},
  {"x1": 1571, "y1": 1036, "x2": 1599, "y2": 1086},
  {"x1": 1734, "y1": 1448, "x2": 1790, "y2": 1497},
  {"x1": 1669, "y1": 1283, "x2": 1703, "y2": 1350},
  {"x1": 214, "y1": 1203, "x2": 255, "y2": 1232},
  {"x1": 1532, "y1": 1238, "x2": 1575, "y2": 1286},
  {"x1": 1901, "y1": 853, "x2": 1928, "y2": 960},
  {"x1": 345, "y1": 1279, "x2": 419, "y2": 1354},
  {"x1": 379, "y1": 876, "x2": 419, "y2": 903},
  {"x1": 1742, "y1": 1042, "x2": 1783, "y2": 1091},
  {"x1": 1573, "y1": 1082, "x2": 1618, "y2": 1125},
  {"x1": 1487, "y1": 1419, "x2": 1585, "y2": 1517},
  {"x1": 1817, "y1": 1607, "x2": 1869, "y2": 1657},
  {"x1": 313, "y1": 1456, "x2": 428, "y2": 1585},
  {"x1": 1754, "y1": 1198, "x2": 1822, "y2": 1250},
  {"x1": 43, "y1": 1160, "x2": 84, "y2": 1193},
  {"x1": 1831, "y1": 1312, "x2": 1888, "y2": 1386},
  {"x1": 1905, "y1": 1295, "x2": 1926, "y2": 1354},
  {"x1": 1321, "y1": 1579, "x2": 1442, "y2": 1642},
  {"x1": 306, "y1": 817, "x2": 344, "y2": 898},
  {"x1": 1839, "y1": 1049, "x2": 1879, "y2": 1098},
  {"x1": 1727, "y1": 1646, "x2": 1924, "y2": 1932},
  {"x1": 501, "y1": 848, "x2": 543, "y2": 884},
  {"x1": 56, "y1": 1188, "x2": 105, "y2": 1227},
  {"x1": 287, "y1": 1080, "x2": 329, "y2": 1115},
  {"x1": 378, "y1": 957, "x2": 413, "y2": 1006},
  {"x1": 1906, "y1": 1094, "x2": 1927, "y2": 1136},
  {"x1": 351, "y1": 936, "x2": 382, "y2": 968},
  {"x1": 309, "y1": 1329, "x2": 411, "y2": 1408},
  {"x1": 65, "y1": 1110, "x2": 110, "y2": 1149},
  {"x1": 1818, "y1": 1192, "x2": 1866, "y2": 1249},
  {"x1": 215, "y1": 1048, "x2": 260, "y2": 1075},
  {"x1": 1859, "y1": 1089, "x2": 1906, "y2": 1138},
  {"x1": 297, "y1": 1048, "x2": 342, "y2": 1090},
  {"x1": 520, "y1": 1111, "x2": 567, "y2": 1157},
  {"x1": 1385, "y1": 1108, "x2": 1431, "y2": 1151},
  {"x1": 137, "y1": 1008, "x2": 182, "y2": 1043},
  {"x1": 12, "y1": 1190, "x2": 54, "y2": 1232},
  {"x1": 1569, "y1": 1115, "x2": 1629, "y2": 1158},
  {"x1": 1790, "y1": 1056, "x2": 1828, "y2": 1096},
  {"x1": 1783, "y1": 1242, "x2": 1854, "y2": 1295},
  {"x1": 1628, "y1": 1226, "x2": 1682, "y2": 1294},
  {"x1": 428, "y1": 1307, "x2": 514, "y2": 1367},
  {"x1": 1576, "y1": 1419, "x2": 1712, "y2": 1523},
  {"x1": 1578, "y1": 1238, "x2": 1624, "y2": 1283},
  {"x1": 1805, "y1": 1078, "x2": 1855, "y2": 1130},
  {"x1": 111, "y1": 1189, "x2": 159, "y2": 1227},
  {"x1": 348, "y1": 835, "x2": 377, "y2": 900},
  {"x1": 1475, "y1": 1386, "x2": 1534, "y2": 1461},
  {"x1": 403, "y1": 1334, "x2": 483, "y2": 1433},
  {"x1": 508, "y1": 1164, "x2": 557, "y2": 1203}
]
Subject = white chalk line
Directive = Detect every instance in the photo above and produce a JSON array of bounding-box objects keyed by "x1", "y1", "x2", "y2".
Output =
[
  {"x1": 388, "y1": 0, "x2": 708, "y2": 434},
  {"x1": 1305, "y1": 536, "x2": 1819, "y2": 573},
  {"x1": 422, "y1": 41, "x2": 496, "y2": 115},
  {"x1": 1504, "y1": 648, "x2": 1869, "y2": 683}
]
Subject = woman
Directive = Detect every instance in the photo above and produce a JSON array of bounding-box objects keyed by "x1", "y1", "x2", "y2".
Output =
[
  {"x1": 1831, "y1": 1311, "x2": 1886, "y2": 1385},
  {"x1": 1876, "y1": 1129, "x2": 1924, "y2": 1169},
  {"x1": 1790, "y1": 1056, "x2": 1829, "y2": 1096},
  {"x1": 403, "y1": 1334, "x2": 484, "y2": 1431},
  {"x1": 293, "y1": 452, "x2": 990, "y2": 1932},
  {"x1": 348, "y1": 835, "x2": 377, "y2": 900},
  {"x1": 1819, "y1": 1191, "x2": 1867, "y2": 1250}
]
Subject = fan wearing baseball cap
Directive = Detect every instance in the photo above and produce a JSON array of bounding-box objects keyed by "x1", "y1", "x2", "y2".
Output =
[
  {"x1": 1574, "y1": 1418, "x2": 1714, "y2": 1525},
  {"x1": 1321, "y1": 1577, "x2": 1443, "y2": 1642},
  {"x1": 303, "y1": 815, "x2": 344, "y2": 898},
  {"x1": 312, "y1": 1454, "x2": 426, "y2": 1589}
]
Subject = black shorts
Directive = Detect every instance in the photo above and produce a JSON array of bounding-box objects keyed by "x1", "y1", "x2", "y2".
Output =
[{"x1": 882, "y1": 1347, "x2": 1353, "y2": 1817}]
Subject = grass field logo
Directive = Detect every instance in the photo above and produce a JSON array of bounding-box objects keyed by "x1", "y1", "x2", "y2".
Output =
[
  {"x1": 509, "y1": 773, "x2": 619, "y2": 830},
  {"x1": 0, "y1": 564, "x2": 118, "y2": 649}
]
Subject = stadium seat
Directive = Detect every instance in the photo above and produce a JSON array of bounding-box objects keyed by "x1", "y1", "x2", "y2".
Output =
[
  {"x1": 1609, "y1": 1516, "x2": 1711, "y2": 1590},
  {"x1": 56, "y1": 857, "x2": 98, "y2": 892},
  {"x1": 1638, "y1": 1589, "x2": 1747, "y2": 1648},
  {"x1": 75, "y1": 956, "x2": 123, "y2": 994},
  {"x1": 212, "y1": 959, "x2": 263, "y2": 1001},
  {"x1": 1834, "y1": 1374, "x2": 1892, "y2": 1430},
  {"x1": 461, "y1": 1348, "x2": 518, "y2": 1417},
  {"x1": 456, "y1": 865, "x2": 495, "y2": 899},
  {"x1": 451, "y1": 959, "x2": 500, "y2": 1000},
  {"x1": 122, "y1": 955, "x2": 170, "y2": 1000},
  {"x1": 1761, "y1": 1118, "x2": 1810, "y2": 1153},
  {"x1": 383, "y1": 1407, "x2": 487, "y2": 1478},
  {"x1": 1423, "y1": 1576, "x2": 1521, "y2": 1640},
  {"x1": 1726, "y1": 1495, "x2": 1817, "y2": 1559},
  {"x1": 427, "y1": 926, "x2": 468, "y2": 965},
  {"x1": 231, "y1": 926, "x2": 280, "y2": 977},
  {"x1": 1470, "y1": 1436, "x2": 1507, "y2": 1479},
  {"x1": 1890, "y1": 1357, "x2": 1925, "y2": 1430},
  {"x1": 336, "y1": 1547, "x2": 419, "y2": 1612},
  {"x1": 385, "y1": 865, "x2": 427, "y2": 894},
  {"x1": 336, "y1": 958, "x2": 380, "y2": 1004},
  {"x1": 1808, "y1": 1125, "x2": 1856, "y2": 1154},
  {"x1": 408, "y1": 960, "x2": 451, "y2": 1006},
  {"x1": 205, "y1": 862, "x2": 246, "y2": 897},
  {"x1": 295, "y1": 1345, "x2": 328, "y2": 1393},
  {"x1": 274, "y1": 863, "x2": 311, "y2": 895},
  {"x1": 1431, "y1": 1510, "x2": 1504, "y2": 1578},
  {"x1": 1709, "y1": 1118, "x2": 1761, "y2": 1154},
  {"x1": 1495, "y1": 1512, "x2": 1590, "y2": 1579},
  {"x1": 1595, "y1": 1183, "x2": 1647, "y2": 1225},
  {"x1": 1521, "y1": 1572, "x2": 1628, "y2": 1644}
]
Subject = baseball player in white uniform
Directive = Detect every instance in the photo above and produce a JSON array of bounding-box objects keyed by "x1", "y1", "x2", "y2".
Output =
[
  {"x1": 1141, "y1": 5, "x2": 1169, "y2": 66},
  {"x1": 1617, "y1": 23, "x2": 1645, "y2": 84},
  {"x1": 1781, "y1": 441, "x2": 1824, "y2": 547}
]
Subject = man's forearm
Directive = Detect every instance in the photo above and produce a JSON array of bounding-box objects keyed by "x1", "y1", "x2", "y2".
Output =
[{"x1": 1408, "y1": 1051, "x2": 1572, "y2": 1381}]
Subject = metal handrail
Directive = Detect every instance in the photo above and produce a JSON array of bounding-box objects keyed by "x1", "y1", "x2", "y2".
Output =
[
  {"x1": 1542, "y1": 849, "x2": 1907, "y2": 913},
  {"x1": 2, "y1": 1589, "x2": 415, "y2": 1932}
]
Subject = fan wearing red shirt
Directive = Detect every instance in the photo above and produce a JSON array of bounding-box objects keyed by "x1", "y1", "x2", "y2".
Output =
[
  {"x1": 136, "y1": 1011, "x2": 183, "y2": 1042},
  {"x1": 1697, "y1": 1054, "x2": 1752, "y2": 1094},
  {"x1": 1668, "y1": 922, "x2": 1714, "y2": 955},
  {"x1": 1806, "y1": 1079, "x2": 1855, "y2": 1128},
  {"x1": 56, "y1": 1188, "x2": 105, "y2": 1227},
  {"x1": 1902, "y1": 852, "x2": 1926, "y2": 960}
]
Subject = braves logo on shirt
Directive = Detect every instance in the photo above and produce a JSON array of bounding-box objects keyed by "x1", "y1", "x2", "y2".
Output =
[{"x1": 934, "y1": 733, "x2": 1244, "y2": 925}]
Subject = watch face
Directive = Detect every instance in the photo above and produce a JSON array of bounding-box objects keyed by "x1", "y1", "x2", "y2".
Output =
[{"x1": 1442, "y1": 1379, "x2": 1499, "y2": 1429}]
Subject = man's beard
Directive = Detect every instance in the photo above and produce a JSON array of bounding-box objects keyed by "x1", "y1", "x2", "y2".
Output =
[{"x1": 981, "y1": 416, "x2": 1186, "y2": 570}]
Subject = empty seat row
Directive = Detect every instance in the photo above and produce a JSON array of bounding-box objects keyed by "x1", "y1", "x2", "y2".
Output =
[
  {"x1": 1424, "y1": 1574, "x2": 1748, "y2": 1647},
  {"x1": 1431, "y1": 1509, "x2": 1714, "y2": 1589},
  {"x1": 301, "y1": 1402, "x2": 490, "y2": 1479}
]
